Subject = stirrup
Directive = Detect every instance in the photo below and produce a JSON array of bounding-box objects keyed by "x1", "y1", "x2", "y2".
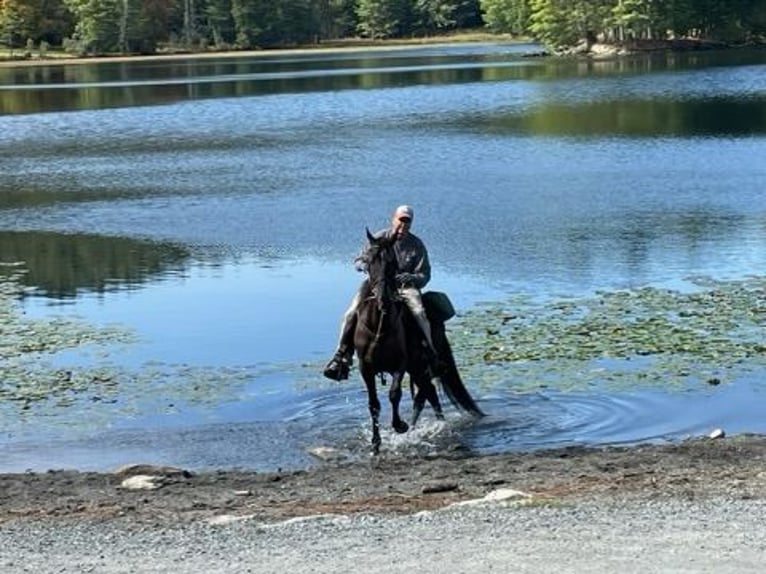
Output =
[{"x1": 323, "y1": 355, "x2": 350, "y2": 381}]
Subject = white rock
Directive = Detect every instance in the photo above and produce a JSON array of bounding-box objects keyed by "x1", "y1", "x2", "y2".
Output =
[
  {"x1": 307, "y1": 446, "x2": 346, "y2": 461},
  {"x1": 206, "y1": 514, "x2": 256, "y2": 526},
  {"x1": 709, "y1": 428, "x2": 726, "y2": 439},
  {"x1": 447, "y1": 488, "x2": 531, "y2": 509},
  {"x1": 483, "y1": 488, "x2": 531, "y2": 502},
  {"x1": 119, "y1": 475, "x2": 164, "y2": 490}
]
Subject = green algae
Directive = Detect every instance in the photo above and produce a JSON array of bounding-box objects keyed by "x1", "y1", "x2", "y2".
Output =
[
  {"x1": 4, "y1": 259, "x2": 766, "y2": 430},
  {"x1": 447, "y1": 276, "x2": 766, "y2": 392},
  {"x1": 0, "y1": 264, "x2": 256, "y2": 431}
]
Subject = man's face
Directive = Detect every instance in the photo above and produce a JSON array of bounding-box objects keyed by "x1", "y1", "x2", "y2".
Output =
[{"x1": 391, "y1": 213, "x2": 412, "y2": 239}]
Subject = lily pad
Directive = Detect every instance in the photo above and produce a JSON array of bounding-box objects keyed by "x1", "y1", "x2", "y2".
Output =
[{"x1": 448, "y1": 276, "x2": 766, "y2": 393}]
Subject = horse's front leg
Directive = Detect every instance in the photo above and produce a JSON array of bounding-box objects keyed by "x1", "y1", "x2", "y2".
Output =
[
  {"x1": 389, "y1": 371, "x2": 409, "y2": 434},
  {"x1": 362, "y1": 371, "x2": 382, "y2": 454}
]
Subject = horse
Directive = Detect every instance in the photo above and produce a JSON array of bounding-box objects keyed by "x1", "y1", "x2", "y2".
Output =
[{"x1": 353, "y1": 228, "x2": 484, "y2": 454}]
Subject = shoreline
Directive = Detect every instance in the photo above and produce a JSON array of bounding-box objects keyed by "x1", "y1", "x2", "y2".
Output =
[
  {"x1": 0, "y1": 34, "x2": 518, "y2": 69},
  {"x1": 2, "y1": 432, "x2": 765, "y2": 573},
  {"x1": 2, "y1": 432, "x2": 764, "y2": 526},
  {"x1": 3, "y1": 36, "x2": 761, "y2": 70}
]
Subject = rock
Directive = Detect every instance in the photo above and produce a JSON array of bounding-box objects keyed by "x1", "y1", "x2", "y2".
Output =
[
  {"x1": 448, "y1": 488, "x2": 531, "y2": 508},
  {"x1": 206, "y1": 514, "x2": 257, "y2": 525},
  {"x1": 709, "y1": 428, "x2": 726, "y2": 440},
  {"x1": 482, "y1": 488, "x2": 531, "y2": 502},
  {"x1": 114, "y1": 464, "x2": 192, "y2": 478},
  {"x1": 119, "y1": 475, "x2": 165, "y2": 490},
  {"x1": 422, "y1": 482, "x2": 459, "y2": 494},
  {"x1": 307, "y1": 446, "x2": 346, "y2": 462}
]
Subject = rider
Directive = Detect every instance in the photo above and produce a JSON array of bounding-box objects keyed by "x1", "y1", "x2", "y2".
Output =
[{"x1": 323, "y1": 204, "x2": 440, "y2": 381}]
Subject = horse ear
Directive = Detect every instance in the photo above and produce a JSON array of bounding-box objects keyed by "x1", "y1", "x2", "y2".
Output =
[{"x1": 366, "y1": 227, "x2": 375, "y2": 243}]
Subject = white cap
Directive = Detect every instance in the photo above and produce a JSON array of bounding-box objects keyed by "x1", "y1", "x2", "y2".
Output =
[{"x1": 394, "y1": 205, "x2": 414, "y2": 220}]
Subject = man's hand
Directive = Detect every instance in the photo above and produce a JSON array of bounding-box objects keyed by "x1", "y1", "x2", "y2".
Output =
[{"x1": 396, "y1": 273, "x2": 416, "y2": 286}]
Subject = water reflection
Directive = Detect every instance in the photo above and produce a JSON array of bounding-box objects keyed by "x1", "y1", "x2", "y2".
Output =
[
  {"x1": 0, "y1": 231, "x2": 190, "y2": 298},
  {"x1": 467, "y1": 96, "x2": 766, "y2": 137},
  {"x1": 2, "y1": 44, "x2": 764, "y2": 116}
]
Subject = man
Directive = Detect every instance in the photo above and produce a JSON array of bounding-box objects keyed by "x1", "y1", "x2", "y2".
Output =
[{"x1": 323, "y1": 204, "x2": 439, "y2": 381}]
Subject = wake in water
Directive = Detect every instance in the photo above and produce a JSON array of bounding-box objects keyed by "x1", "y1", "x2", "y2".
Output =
[{"x1": 339, "y1": 415, "x2": 480, "y2": 460}]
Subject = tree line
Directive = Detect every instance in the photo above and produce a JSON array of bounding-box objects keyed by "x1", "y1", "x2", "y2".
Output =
[
  {"x1": 1, "y1": 0, "x2": 764, "y2": 56},
  {"x1": 0, "y1": 0, "x2": 483, "y2": 54},
  {"x1": 482, "y1": 0, "x2": 766, "y2": 49}
]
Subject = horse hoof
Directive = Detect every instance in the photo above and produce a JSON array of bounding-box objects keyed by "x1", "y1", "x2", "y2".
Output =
[{"x1": 393, "y1": 421, "x2": 409, "y2": 434}]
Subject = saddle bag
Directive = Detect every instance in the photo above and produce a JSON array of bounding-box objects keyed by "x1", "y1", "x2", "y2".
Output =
[{"x1": 423, "y1": 291, "x2": 456, "y2": 323}]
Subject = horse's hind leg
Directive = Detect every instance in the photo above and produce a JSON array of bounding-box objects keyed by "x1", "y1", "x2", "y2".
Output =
[
  {"x1": 426, "y1": 383, "x2": 445, "y2": 421},
  {"x1": 411, "y1": 377, "x2": 444, "y2": 427},
  {"x1": 410, "y1": 386, "x2": 426, "y2": 428},
  {"x1": 362, "y1": 373, "x2": 382, "y2": 454},
  {"x1": 389, "y1": 372, "x2": 409, "y2": 434}
]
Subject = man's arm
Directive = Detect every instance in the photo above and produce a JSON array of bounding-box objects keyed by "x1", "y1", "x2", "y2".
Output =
[{"x1": 397, "y1": 236, "x2": 431, "y2": 289}]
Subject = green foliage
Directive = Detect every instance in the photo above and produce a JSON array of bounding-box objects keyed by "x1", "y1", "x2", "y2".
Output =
[
  {"x1": 204, "y1": 0, "x2": 233, "y2": 47},
  {"x1": 0, "y1": 0, "x2": 37, "y2": 47},
  {"x1": 63, "y1": 0, "x2": 121, "y2": 53},
  {"x1": 528, "y1": 0, "x2": 579, "y2": 47},
  {"x1": 356, "y1": 0, "x2": 413, "y2": 38},
  {"x1": 611, "y1": 0, "x2": 648, "y2": 39},
  {"x1": 480, "y1": 0, "x2": 529, "y2": 34},
  {"x1": 414, "y1": 0, "x2": 477, "y2": 33},
  {"x1": 481, "y1": 0, "x2": 766, "y2": 48},
  {"x1": 3, "y1": 0, "x2": 765, "y2": 55},
  {"x1": 138, "y1": 0, "x2": 183, "y2": 51},
  {"x1": 317, "y1": 0, "x2": 356, "y2": 38},
  {"x1": 230, "y1": 0, "x2": 263, "y2": 47}
]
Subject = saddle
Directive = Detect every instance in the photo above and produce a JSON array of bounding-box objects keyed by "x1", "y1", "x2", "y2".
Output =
[
  {"x1": 422, "y1": 291, "x2": 456, "y2": 323},
  {"x1": 323, "y1": 291, "x2": 455, "y2": 381}
]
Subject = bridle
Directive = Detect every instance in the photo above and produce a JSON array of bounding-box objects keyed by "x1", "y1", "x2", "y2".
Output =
[{"x1": 360, "y1": 232, "x2": 402, "y2": 362}]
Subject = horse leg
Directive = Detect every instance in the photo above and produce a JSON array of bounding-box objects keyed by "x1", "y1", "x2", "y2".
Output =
[
  {"x1": 411, "y1": 375, "x2": 444, "y2": 427},
  {"x1": 425, "y1": 381, "x2": 445, "y2": 421},
  {"x1": 362, "y1": 371, "x2": 382, "y2": 454},
  {"x1": 389, "y1": 372, "x2": 409, "y2": 434},
  {"x1": 410, "y1": 376, "x2": 429, "y2": 427}
]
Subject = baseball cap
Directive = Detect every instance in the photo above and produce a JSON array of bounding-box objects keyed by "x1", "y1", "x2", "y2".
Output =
[{"x1": 394, "y1": 205, "x2": 414, "y2": 221}]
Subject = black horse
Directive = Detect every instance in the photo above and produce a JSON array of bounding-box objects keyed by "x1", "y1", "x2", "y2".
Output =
[{"x1": 353, "y1": 229, "x2": 484, "y2": 454}]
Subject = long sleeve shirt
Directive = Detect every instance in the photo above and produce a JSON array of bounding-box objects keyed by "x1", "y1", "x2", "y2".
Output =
[{"x1": 356, "y1": 228, "x2": 431, "y2": 290}]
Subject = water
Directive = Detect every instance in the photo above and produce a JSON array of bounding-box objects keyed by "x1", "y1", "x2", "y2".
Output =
[{"x1": 1, "y1": 43, "x2": 766, "y2": 472}]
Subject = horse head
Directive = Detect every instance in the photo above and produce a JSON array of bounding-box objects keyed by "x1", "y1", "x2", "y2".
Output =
[{"x1": 363, "y1": 228, "x2": 397, "y2": 311}]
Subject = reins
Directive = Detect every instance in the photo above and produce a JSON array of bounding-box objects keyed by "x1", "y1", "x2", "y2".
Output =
[{"x1": 356, "y1": 233, "x2": 408, "y2": 385}]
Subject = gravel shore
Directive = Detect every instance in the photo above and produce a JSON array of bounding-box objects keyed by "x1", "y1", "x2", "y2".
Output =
[
  {"x1": 3, "y1": 496, "x2": 765, "y2": 573},
  {"x1": 2, "y1": 434, "x2": 765, "y2": 573}
]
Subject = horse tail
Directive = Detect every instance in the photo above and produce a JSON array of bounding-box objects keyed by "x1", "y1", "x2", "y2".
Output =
[{"x1": 432, "y1": 321, "x2": 485, "y2": 417}]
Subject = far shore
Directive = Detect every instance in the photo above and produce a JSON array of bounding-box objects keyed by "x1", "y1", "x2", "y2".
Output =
[
  {"x1": 0, "y1": 33, "x2": 520, "y2": 69},
  {"x1": 2, "y1": 35, "x2": 760, "y2": 70}
]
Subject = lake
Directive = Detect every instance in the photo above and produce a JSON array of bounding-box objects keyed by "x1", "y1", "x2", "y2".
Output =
[{"x1": 1, "y1": 43, "x2": 766, "y2": 472}]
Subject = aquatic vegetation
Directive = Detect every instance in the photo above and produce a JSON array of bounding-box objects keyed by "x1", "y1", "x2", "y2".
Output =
[
  {"x1": 0, "y1": 265, "x2": 254, "y2": 431},
  {"x1": 448, "y1": 276, "x2": 766, "y2": 392},
  {"x1": 4, "y1": 258, "x2": 766, "y2": 432}
]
